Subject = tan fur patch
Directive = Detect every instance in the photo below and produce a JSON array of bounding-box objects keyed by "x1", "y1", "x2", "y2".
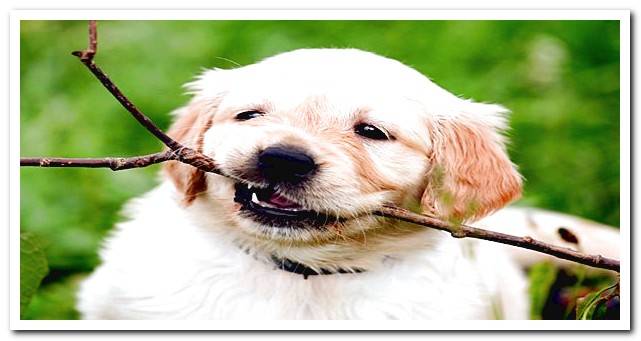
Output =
[
  {"x1": 306, "y1": 104, "x2": 402, "y2": 194},
  {"x1": 339, "y1": 134, "x2": 400, "y2": 193},
  {"x1": 163, "y1": 101, "x2": 214, "y2": 204},
  {"x1": 422, "y1": 118, "x2": 522, "y2": 222}
]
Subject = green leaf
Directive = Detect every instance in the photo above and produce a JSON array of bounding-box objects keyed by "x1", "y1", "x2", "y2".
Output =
[
  {"x1": 20, "y1": 231, "x2": 49, "y2": 319},
  {"x1": 576, "y1": 283, "x2": 619, "y2": 320},
  {"x1": 576, "y1": 291, "x2": 601, "y2": 320},
  {"x1": 528, "y1": 262, "x2": 558, "y2": 319}
]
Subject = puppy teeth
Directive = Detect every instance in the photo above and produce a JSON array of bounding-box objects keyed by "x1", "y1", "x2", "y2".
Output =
[
  {"x1": 251, "y1": 192, "x2": 260, "y2": 204},
  {"x1": 248, "y1": 184, "x2": 253, "y2": 190}
]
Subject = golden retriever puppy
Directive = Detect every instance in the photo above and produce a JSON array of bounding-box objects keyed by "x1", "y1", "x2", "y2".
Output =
[{"x1": 77, "y1": 48, "x2": 617, "y2": 320}]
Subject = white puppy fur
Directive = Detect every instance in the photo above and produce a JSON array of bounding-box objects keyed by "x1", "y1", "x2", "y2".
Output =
[{"x1": 77, "y1": 48, "x2": 618, "y2": 320}]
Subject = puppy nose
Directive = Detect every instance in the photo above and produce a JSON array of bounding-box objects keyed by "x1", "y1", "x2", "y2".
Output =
[{"x1": 257, "y1": 146, "x2": 317, "y2": 183}]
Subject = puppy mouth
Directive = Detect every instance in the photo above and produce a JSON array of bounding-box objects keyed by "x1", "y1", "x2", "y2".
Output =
[{"x1": 233, "y1": 182, "x2": 344, "y2": 228}]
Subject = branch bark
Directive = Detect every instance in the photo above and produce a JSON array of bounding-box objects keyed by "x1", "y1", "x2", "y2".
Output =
[
  {"x1": 20, "y1": 20, "x2": 621, "y2": 274},
  {"x1": 20, "y1": 151, "x2": 176, "y2": 171}
]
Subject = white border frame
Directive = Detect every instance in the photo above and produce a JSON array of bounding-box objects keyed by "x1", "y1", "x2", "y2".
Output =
[{"x1": 10, "y1": 9, "x2": 631, "y2": 331}]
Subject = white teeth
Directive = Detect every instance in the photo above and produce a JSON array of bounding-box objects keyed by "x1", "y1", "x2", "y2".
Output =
[{"x1": 245, "y1": 185, "x2": 303, "y2": 211}]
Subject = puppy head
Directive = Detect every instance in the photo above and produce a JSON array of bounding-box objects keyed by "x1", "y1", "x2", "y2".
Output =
[{"x1": 163, "y1": 49, "x2": 521, "y2": 245}]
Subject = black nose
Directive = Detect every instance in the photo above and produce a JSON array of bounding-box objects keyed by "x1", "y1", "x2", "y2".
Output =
[{"x1": 257, "y1": 146, "x2": 317, "y2": 183}]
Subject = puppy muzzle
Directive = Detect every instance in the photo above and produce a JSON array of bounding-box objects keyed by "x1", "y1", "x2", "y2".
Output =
[{"x1": 233, "y1": 144, "x2": 344, "y2": 229}]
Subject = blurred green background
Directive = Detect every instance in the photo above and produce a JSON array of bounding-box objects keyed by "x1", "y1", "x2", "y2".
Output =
[{"x1": 20, "y1": 20, "x2": 620, "y2": 319}]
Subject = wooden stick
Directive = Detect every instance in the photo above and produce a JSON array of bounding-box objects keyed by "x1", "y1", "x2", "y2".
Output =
[
  {"x1": 375, "y1": 205, "x2": 620, "y2": 272},
  {"x1": 20, "y1": 151, "x2": 176, "y2": 171},
  {"x1": 68, "y1": 20, "x2": 222, "y2": 175}
]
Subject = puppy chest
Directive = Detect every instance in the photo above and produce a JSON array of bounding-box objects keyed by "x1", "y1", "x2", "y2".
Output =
[{"x1": 115, "y1": 262, "x2": 491, "y2": 320}]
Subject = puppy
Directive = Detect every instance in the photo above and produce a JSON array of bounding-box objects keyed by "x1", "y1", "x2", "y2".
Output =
[{"x1": 77, "y1": 48, "x2": 617, "y2": 320}]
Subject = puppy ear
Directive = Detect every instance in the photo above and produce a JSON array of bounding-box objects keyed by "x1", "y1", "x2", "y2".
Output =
[
  {"x1": 422, "y1": 103, "x2": 522, "y2": 222},
  {"x1": 163, "y1": 100, "x2": 214, "y2": 205}
]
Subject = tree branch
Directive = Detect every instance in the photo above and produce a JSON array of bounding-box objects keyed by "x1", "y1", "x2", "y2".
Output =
[
  {"x1": 20, "y1": 20, "x2": 621, "y2": 274},
  {"x1": 68, "y1": 20, "x2": 222, "y2": 175},
  {"x1": 20, "y1": 151, "x2": 176, "y2": 171},
  {"x1": 375, "y1": 205, "x2": 620, "y2": 272}
]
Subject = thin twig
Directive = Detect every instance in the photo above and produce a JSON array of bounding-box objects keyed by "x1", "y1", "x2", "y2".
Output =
[
  {"x1": 72, "y1": 20, "x2": 96, "y2": 61},
  {"x1": 69, "y1": 20, "x2": 221, "y2": 175},
  {"x1": 20, "y1": 151, "x2": 176, "y2": 171},
  {"x1": 374, "y1": 205, "x2": 620, "y2": 272},
  {"x1": 20, "y1": 20, "x2": 621, "y2": 274}
]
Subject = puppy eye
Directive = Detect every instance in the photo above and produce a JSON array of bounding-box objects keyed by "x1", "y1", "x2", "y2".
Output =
[
  {"x1": 235, "y1": 110, "x2": 264, "y2": 121},
  {"x1": 354, "y1": 123, "x2": 392, "y2": 141}
]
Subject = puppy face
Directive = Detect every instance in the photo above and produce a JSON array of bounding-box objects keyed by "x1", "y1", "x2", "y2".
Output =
[{"x1": 164, "y1": 49, "x2": 522, "y2": 244}]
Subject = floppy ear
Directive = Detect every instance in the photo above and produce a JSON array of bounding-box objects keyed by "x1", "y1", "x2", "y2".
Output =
[
  {"x1": 421, "y1": 103, "x2": 522, "y2": 222},
  {"x1": 163, "y1": 100, "x2": 214, "y2": 205}
]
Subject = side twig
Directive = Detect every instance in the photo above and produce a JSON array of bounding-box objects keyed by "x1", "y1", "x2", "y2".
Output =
[{"x1": 20, "y1": 20, "x2": 621, "y2": 274}]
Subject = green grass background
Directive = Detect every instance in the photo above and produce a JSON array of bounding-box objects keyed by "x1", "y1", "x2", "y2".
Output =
[{"x1": 20, "y1": 20, "x2": 620, "y2": 319}]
